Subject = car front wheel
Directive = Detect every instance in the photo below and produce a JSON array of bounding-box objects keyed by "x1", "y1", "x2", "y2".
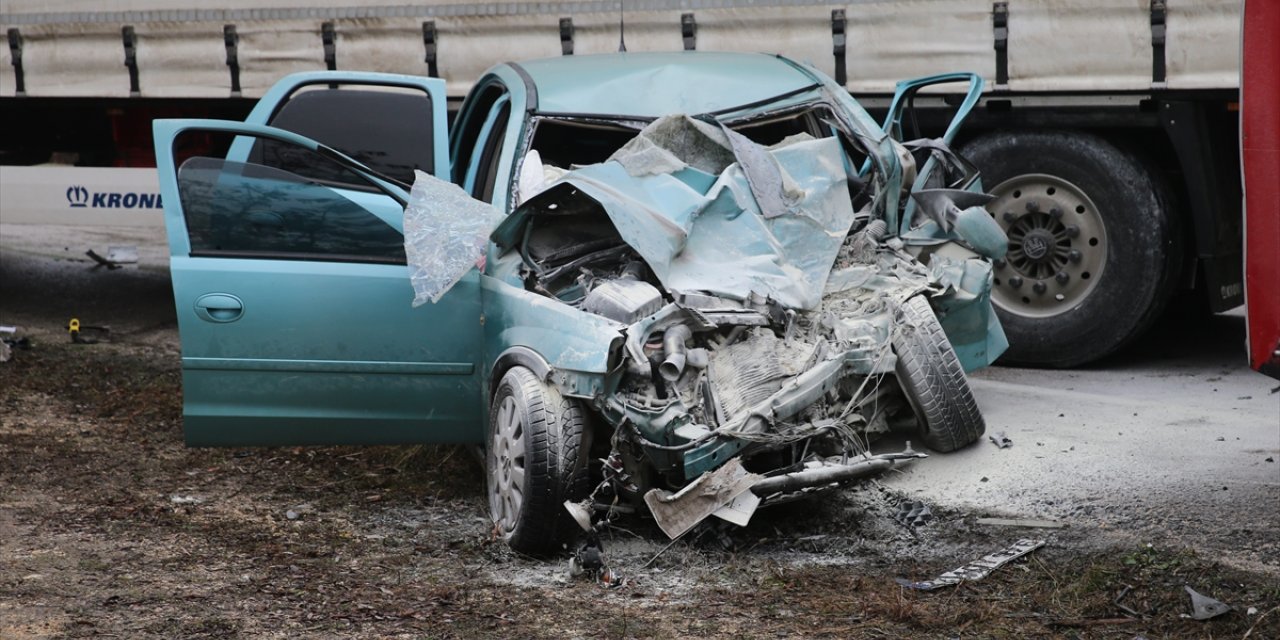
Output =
[
  {"x1": 893, "y1": 295, "x2": 986, "y2": 452},
  {"x1": 488, "y1": 365, "x2": 590, "y2": 555}
]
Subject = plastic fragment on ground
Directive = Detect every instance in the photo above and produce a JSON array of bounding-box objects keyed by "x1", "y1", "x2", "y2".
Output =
[
  {"x1": 989, "y1": 431, "x2": 1013, "y2": 448},
  {"x1": 403, "y1": 170, "x2": 502, "y2": 306},
  {"x1": 1184, "y1": 586, "x2": 1232, "y2": 620}
]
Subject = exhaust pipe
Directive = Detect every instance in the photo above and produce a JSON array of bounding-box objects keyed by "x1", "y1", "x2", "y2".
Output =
[{"x1": 658, "y1": 324, "x2": 692, "y2": 382}]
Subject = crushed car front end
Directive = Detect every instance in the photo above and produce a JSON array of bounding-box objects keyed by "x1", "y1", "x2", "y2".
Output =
[{"x1": 445, "y1": 55, "x2": 1009, "y2": 550}]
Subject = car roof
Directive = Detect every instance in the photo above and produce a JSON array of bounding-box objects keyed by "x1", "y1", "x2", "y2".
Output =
[{"x1": 510, "y1": 51, "x2": 819, "y2": 118}]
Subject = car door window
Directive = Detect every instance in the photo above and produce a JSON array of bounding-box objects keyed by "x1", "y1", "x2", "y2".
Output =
[
  {"x1": 251, "y1": 86, "x2": 436, "y2": 186},
  {"x1": 176, "y1": 131, "x2": 405, "y2": 264}
]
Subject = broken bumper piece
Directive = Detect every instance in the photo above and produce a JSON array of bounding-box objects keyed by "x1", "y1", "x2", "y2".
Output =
[{"x1": 642, "y1": 448, "x2": 926, "y2": 539}]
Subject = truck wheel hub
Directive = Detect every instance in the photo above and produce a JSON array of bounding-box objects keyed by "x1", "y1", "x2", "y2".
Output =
[
  {"x1": 1018, "y1": 227, "x2": 1056, "y2": 263},
  {"x1": 986, "y1": 173, "x2": 1108, "y2": 319}
]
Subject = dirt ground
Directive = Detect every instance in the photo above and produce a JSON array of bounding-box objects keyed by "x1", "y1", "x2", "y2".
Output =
[{"x1": 2, "y1": 225, "x2": 1279, "y2": 639}]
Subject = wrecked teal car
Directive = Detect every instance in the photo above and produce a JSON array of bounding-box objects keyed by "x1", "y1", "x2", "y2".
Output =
[{"x1": 154, "y1": 52, "x2": 1006, "y2": 554}]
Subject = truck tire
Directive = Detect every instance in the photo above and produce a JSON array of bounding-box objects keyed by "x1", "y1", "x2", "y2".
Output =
[
  {"x1": 487, "y1": 366, "x2": 591, "y2": 555},
  {"x1": 959, "y1": 130, "x2": 1181, "y2": 367},
  {"x1": 893, "y1": 295, "x2": 985, "y2": 453}
]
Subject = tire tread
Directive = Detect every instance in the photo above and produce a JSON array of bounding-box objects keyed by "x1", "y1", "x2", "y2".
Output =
[
  {"x1": 491, "y1": 367, "x2": 590, "y2": 555},
  {"x1": 894, "y1": 296, "x2": 985, "y2": 452}
]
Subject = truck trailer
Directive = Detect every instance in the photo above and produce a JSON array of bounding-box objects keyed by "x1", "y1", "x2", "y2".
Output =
[{"x1": 0, "y1": 0, "x2": 1245, "y2": 367}]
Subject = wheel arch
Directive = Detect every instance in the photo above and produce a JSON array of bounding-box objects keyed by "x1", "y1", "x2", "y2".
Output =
[{"x1": 488, "y1": 346, "x2": 552, "y2": 402}]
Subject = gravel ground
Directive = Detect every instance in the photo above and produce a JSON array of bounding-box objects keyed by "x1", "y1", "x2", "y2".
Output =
[{"x1": 2, "y1": 223, "x2": 1278, "y2": 639}]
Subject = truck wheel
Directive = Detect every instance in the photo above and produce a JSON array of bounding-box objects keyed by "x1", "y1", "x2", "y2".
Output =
[
  {"x1": 960, "y1": 130, "x2": 1180, "y2": 367},
  {"x1": 487, "y1": 366, "x2": 591, "y2": 555},
  {"x1": 894, "y1": 295, "x2": 985, "y2": 453}
]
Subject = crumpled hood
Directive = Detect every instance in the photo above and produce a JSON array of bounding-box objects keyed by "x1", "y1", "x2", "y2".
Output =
[{"x1": 492, "y1": 115, "x2": 857, "y2": 310}]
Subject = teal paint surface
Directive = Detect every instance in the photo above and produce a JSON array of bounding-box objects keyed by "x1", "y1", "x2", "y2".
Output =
[
  {"x1": 517, "y1": 52, "x2": 818, "y2": 117},
  {"x1": 158, "y1": 55, "x2": 1006, "y2": 453},
  {"x1": 156, "y1": 119, "x2": 479, "y2": 447}
]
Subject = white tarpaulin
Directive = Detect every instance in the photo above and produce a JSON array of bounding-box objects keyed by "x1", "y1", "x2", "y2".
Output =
[{"x1": 1, "y1": 0, "x2": 1239, "y2": 99}]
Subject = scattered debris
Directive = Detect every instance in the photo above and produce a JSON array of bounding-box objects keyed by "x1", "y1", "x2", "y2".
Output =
[
  {"x1": 643, "y1": 458, "x2": 762, "y2": 539},
  {"x1": 169, "y1": 494, "x2": 202, "y2": 504},
  {"x1": 1184, "y1": 585, "x2": 1232, "y2": 620},
  {"x1": 713, "y1": 489, "x2": 761, "y2": 527},
  {"x1": 106, "y1": 245, "x2": 139, "y2": 264},
  {"x1": 0, "y1": 326, "x2": 31, "y2": 363},
  {"x1": 1114, "y1": 584, "x2": 1144, "y2": 618},
  {"x1": 568, "y1": 532, "x2": 625, "y2": 588},
  {"x1": 989, "y1": 432, "x2": 1013, "y2": 448},
  {"x1": 2, "y1": 336, "x2": 31, "y2": 350},
  {"x1": 1266, "y1": 457, "x2": 1274, "y2": 463},
  {"x1": 68, "y1": 318, "x2": 111, "y2": 344},
  {"x1": 284, "y1": 504, "x2": 313, "y2": 521},
  {"x1": 85, "y1": 249, "x2": 122, "y2": 270},
  {"x1": 563, "y1": 500, "x2": 594, "y2": 533},
  {"x1": 1248, "y1": 606, "x2": 1259, "y2": 616},
  {"x1": 975, "y1": 517, "x2": 1065, "y2": 529},
  {"x1": 1216, "y1": 436, "x2": 1226, "y2": 442},
  {"x1": 896, "y1": 539, "x2": 1046, "y2": 591},
  {"x1": 894, "y1": 500, "x2": 934, "y2": 528}
]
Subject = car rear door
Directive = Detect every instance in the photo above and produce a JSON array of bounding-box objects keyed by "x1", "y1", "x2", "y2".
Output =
[{"x1": 155, "y1": 76, "x2": 483, "y2": 447}]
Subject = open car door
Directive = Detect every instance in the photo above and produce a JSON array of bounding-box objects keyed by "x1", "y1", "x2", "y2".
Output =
[{"x1": 154, "y1": 74, "x2": 483, "y2": 446}]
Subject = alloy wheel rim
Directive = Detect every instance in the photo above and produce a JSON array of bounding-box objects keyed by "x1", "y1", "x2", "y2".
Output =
[{"x1": 488, "y1": 395, "x2": 526, "y2": 534}]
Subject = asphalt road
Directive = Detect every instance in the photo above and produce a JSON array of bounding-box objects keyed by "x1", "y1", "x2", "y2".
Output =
[
  {"x1": 4, "y1": 222, "x2": 1278, "y2": 574},
  {"x1": 879, "y1": 308, "x2": 1280, "y2": 573}
]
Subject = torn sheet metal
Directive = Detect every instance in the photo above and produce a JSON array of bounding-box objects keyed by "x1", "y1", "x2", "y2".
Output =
[
  {"x1": 897, "y1": 539, "x2": 1046, "y2": 591},
  {"x1": 404, "y1": 169, "x2": 502, "y2": 306},
  {"x1": 495, "y1": 115, "x2": 856, "y2": 311},
  {"x1": 927, "y1": 253, "x2": 1009, "y2": 371},
  {"x1": 643, "y1": 458, "x2": 763, "y2": 539}
]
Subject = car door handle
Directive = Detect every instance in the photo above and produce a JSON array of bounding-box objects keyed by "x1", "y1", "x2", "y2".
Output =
[{"x1": 194, "y1": 293, "x2": 244, "y2": 323}]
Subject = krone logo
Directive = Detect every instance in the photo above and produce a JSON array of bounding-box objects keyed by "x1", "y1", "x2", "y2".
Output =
[
  {"x1": 67, "y1": 185, "x2": 90, "y2": 208},
  {"x1": 1023, "y1": 234, "x2": 1049, "y2": 260}
]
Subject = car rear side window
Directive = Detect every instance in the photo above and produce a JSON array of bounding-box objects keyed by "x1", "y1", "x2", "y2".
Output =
[
  {"x1": 176, "y1": 133, "x2": 405, "y2": 264},
  {"x1": 252, "y1": 86, "x2": 435, "y2": 186}
]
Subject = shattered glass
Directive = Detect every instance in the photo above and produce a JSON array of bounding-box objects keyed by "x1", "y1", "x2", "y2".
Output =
[{"x1": 404, "y1": 170, "x2": 503, "y2": 306}]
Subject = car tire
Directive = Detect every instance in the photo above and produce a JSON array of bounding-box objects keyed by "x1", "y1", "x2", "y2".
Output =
[
  {"x1": 893, "y1": 295, "x2": 985, "y2": 453},
  {"x1": 487, "y1": 365, "x2": 591, "y2": 555},
  {"x1": 959, "y1": 130, "x2": 1181, "y2": 367}
]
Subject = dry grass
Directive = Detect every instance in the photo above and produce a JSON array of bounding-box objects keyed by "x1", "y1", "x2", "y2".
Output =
[{"x1": 2, "y1": 337, "x2": 1278, "y2": 638}]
